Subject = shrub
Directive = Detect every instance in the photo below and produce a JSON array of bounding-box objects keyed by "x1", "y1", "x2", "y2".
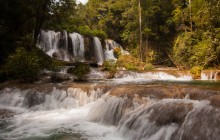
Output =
[
  {"x1": 102, "y1": 60, "x2": 117, "y2": 78},
  {"x1": 144, "y1": 63, "x2": 154, "y2": 70},
  {"x1": 77, "y1": 26, "x2": 107, "y2": 39},
  {"x1": 113, "y1": 47, "x2": 122, "y2": 58},
  {"x1": 190, "y1": 66, "x2": 203, "y2": 79},
  {"x1": 68, "y1": 62, "x2": 90, "y2": 81},
  {"x1": 50, "y1": 73, "x2": 70, "y2": 83},
  {"x1": 116, "y1": 55, "x2": 150, "y2": 70},
  {"x1": 4, "y1": 47, "x2": 57, "y2": 82}
]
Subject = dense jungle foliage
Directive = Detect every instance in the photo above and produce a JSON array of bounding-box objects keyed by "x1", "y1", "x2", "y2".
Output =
[{"x1": 0, "y1": 0, "x2": 219, "y2": 82}]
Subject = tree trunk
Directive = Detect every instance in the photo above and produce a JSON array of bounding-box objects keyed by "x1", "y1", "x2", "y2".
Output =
[
  {"x1": 34, "y1": 0, "x2": 50, "y2": 43},
  {"x1": 138, "y1": 0, "x2": 143, "y2": 61},
  {"x1": 189, "y1": 0, "x2": 193, "y2": 32}
]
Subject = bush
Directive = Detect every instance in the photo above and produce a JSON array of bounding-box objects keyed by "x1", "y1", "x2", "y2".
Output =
[
  {"x1": 144, "y1": 63, "x2": 154, "y2": 70},
  {"x1": 116, "y1": 55, "x2": 150, "y2": 70},
  {"x1": 102, "y1": 60, "x2": 117, "y2": 78},
  {"x1": 77, "y1": 26, "x2": 107, "y2": 39},
  {"x1": 190, "y1": 66, "x2": 203, "y2": 79},
  {"x1": 50, "y1": 73, "x2": 70, "y2": 83},
  {"x1": 4, "y1": 47, "x2": 57, "y2": 82},
  {"x1": 68, "y1": 62, "x2": 90, "y2": 81},
  {"x1": 113, "y1": 47, "x2": 122, "y2": 58}
]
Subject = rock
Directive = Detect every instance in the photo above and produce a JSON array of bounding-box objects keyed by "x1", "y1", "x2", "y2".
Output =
[
  {"x1": 0, "y1": 109, "x2": 14, "y2": 119},
  {"x1": 50, "y1": 73, "x2": 70, "y2": 83},
  {"x1": 52, "y1": 52, "x2": 61, "y2": 60},
  {"x1": 210, "y1": 95, "x2": 220, "y2": 108}
]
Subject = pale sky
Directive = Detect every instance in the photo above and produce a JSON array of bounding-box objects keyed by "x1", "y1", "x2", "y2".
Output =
[{"x1": 77, "y1": 0, "x2": 88, "y2": 4}]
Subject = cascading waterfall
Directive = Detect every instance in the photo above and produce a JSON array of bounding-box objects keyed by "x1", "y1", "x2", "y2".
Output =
[
  {"x1": 105, "y1": 40, "x2": 129, "y2": 56},
  {"x1": 88, "y1": 95, "x2": 220, "y2": 140},
  {"x1": 114, "y1": 71, "x2": 192, "y2": 83},
  {"x1": 104, "y1": 40, "x2": 118, "y2": 61},
  {"x1": 69, "y1": 32, "x2": 85, "y2": 61},
  {"x1": 0, "y1": 87, "x2": 102, "y2": 110},
  {"x1": 61, "y1": 30, "x2": 70, "y2": 61},
  {"x1": 201, "y1": 70, "x2": 220, "y2": 80},
  {"x1": 37, "y1": 30, "x2": 126, "y2": 65},
  {"x1": 88, "y1": 93, "x2": 134, "y2": 126},
  {"x1": 93, "y1": 37, "x2": 104, "y2": 65},
  {"x1": 0, "y1": 87, "x2": 125, "y2": 140},
  {"x1": 37, "y1": 30, "x2": 72, "y2": 61},
  {"x1": 0, "y1": 84, "x2": 220, "y2": 140}
]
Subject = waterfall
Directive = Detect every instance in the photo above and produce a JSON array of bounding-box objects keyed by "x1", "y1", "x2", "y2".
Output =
[
  {"x1": 61, "y1": 30, "x2": 70, "y2": 61},
  {"x1": 104, "y1": 40, "x2": 117, "y2": 61},
  {"x1": 105, "y1": 40, "x2": 129, "y2": 58},
  {"x1": 0, "y1": 87, "x2": 124, "y2": 140},
  {"x1": 37, "y1": 30, "x2": 71, "y2": 61},
  {"x1": 201, "y1": 70, "x2": 219, "y2": 80},
  {"x1": 93, "y1": 37, "x2": 104, "y2": 65},
  {"x1": 0, "y1": 87, "x2": 102, "y2": 110},
  {"x1": 69, "y1": 33, "x2": 85, "y2": 61},
  {"x1": 37, "y1": 30, "x2": 60, "y2": 52},
  {"x1": 88, "y1": 95, "x2": 220, "y2": 140},
  {"x1": 0, "y1": 84, "x2": 220, "y2": 140},
  {"x1": 114, "y1": 71, "x2": 192, "y2": 83},
  {"x1": 88, "y1": 93, "x2": 134, "y2": 125},
  {"x1": 37, "y1": 30, "x2": 126, "y2": 65}
]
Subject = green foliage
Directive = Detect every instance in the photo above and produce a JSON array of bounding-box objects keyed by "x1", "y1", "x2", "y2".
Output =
[
  {"x1": 173, "y1": 31, "x2": 219, "y2": 69},
  {"x1": 144, "y1": 63, "x2": 154, "y2": 70},
  {"x1": 113, "y1": 48, "x2": 122, "y2": 58},
  {"x1": 68, "y1": 63, "x2": 90, "y2": 81},
  {"x1": 116, "y1": 55, "x2": 148, "y2": 70},
  {"x1": 4, "y1": 47, "x2": 57, "y2": 82},
  {"x1": 190, "y1": 66, "x2": 203, "y2": 79},
  {"x1": 1, "y1": 0, "x2": 220, "y2": 71},
  {"x1": 77, "y1": 26, "x2": 107, "y2": 39},
  {"x1": 102, "y1": 60, "x2": 117, "y2": 78}
]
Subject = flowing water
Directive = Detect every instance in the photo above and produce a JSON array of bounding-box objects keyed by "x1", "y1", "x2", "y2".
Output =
[
  {"x1": 93, "y1": 37, "x2": 104, "y2": 66},
  {"x1": 37, "y1": 30, "x2": 127, "y2": 64},
  {"x1": 0, "y1": 87, "x2": 124, "y2": 140},
  {"x1": 0, "y1": 72, "x2": 220, "y2": 140},
  {"x1": 69, "y1": 33, "x2": 85, "y2": 62}
]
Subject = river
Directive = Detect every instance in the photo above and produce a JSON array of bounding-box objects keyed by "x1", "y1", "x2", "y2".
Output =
[{"x1": 0, "y1": 71, "x2": 220, "y2": 140}]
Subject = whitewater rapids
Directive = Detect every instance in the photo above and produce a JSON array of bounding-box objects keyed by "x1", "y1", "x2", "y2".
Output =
[{"x1": 0, "y1": 83, "x2": 220, "y2": 140}]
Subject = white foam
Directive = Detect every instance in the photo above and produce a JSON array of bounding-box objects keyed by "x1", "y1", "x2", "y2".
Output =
[
  {"x1": 114, "y1": 72, "x2": 192, "y2": 83},
  {"x1": 0, "y1": 88, "x2": 125, "y2": 140},
  {"x1": 0, "y1": 103, "x2": 124, "y2": 140}
]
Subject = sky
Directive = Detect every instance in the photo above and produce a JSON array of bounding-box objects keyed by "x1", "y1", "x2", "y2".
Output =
[{"x1": 77, "y1": 0, "x2": 88, "y2": 4}]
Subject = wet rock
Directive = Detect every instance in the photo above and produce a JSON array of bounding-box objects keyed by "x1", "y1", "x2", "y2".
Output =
[
  {"x1": 171, "y1": 104, "x2": 220, "y2": 140},
  {"x1": 181, "y1": 88, "x2": 219, "y2": 100},
  {"x1": 0, "y1": 109, "x2": 14, "y2": 119},
  {"x1": 148, "y1": 102, "x2": 193, "y2": 125},
  {"x1": 109, "y1": 85, "x2": 183, "y2": 100},
  {"x1": 50, "y1": 73, "x2": 70, "y2": 83},
  {"x1": 24, "y1": 90, "x2": 46, "y2": 108},
  {"x1": 118, "y1": 100, "x2": 193, "y2": 140},
  {"x1": 52, "y1": 52, "x2": 61, "y2": 60},
  {"x1": 210, "y1": 95, "x2": 220, "y2": 108},
  {"x1": 216, "y1": 71, "x2": 220, "y2": 80}
]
